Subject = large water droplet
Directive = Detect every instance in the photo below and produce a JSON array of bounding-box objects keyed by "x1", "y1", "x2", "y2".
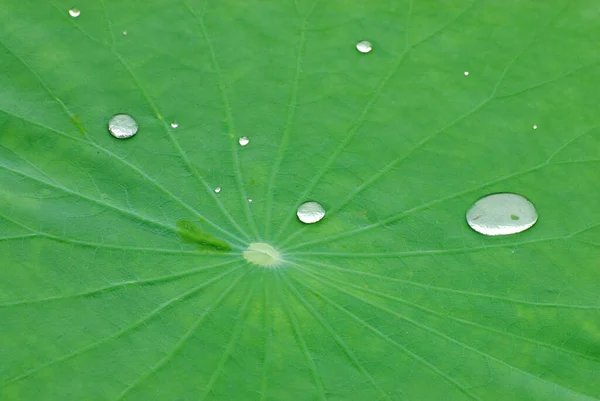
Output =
[
  {"x1": 297, "y1": 201, "x2": 326, "y2": 224},
  {"x1": 170, "y1": 122, "x2": 178, "y2": 128},
  {"x1": 214, "y1": 186, "x2": 221, "y2": 193},
  {"x1": 466, "y1": 193, "x2": 538, "y2": 236},
  {"x1": 69, "y1": 8, "x2": 80, "y2": 18},
  {"x1": 239, "y1": 136, "x2": 249, "y2": 146},
  {"x1": 356, "y1": 40, "x2": 372, "y2": 54},
  {"x1": 108, "y1": 114, "x2": 138, "y2": 139}
]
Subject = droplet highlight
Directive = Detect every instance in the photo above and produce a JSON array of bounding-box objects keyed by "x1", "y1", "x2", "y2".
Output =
[
  {"x1": 239, "y1": 136, "x2": 249, "y2": 146},
  {"x1": 214, "y1": 186, "x2": 221, "y2": 193},
  {"x1": 297, "y1": 201, "x2": 326, "y2": 224},
  {"x1": 356, "y1": 40, "x2": 372, "y2": 54},
  {"x1": 248, "y1": 198, "x2": 253, "y2": 203},
  {"x1": 69, "y1": 8, "x2": 80, "y2": 18},
  {"x1": 170, "y1": 122, "x2": 179, "y2": 128},
  {"x1": 533, "y1": 125, "x2": 538, "y2": 130},
  {"x1": 464, "y1": 71, "x2": 470, "y2": 76},
  {"x1": 466, "y1": 193, "x2": 538, "y2": 236},
  {"x1": 108, "y1": 114, "x2": 138, "y2": 139}
]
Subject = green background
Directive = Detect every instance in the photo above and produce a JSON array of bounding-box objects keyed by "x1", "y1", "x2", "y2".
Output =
[{"x1": 1, "y1": 0, "x2": 599, "y2": 399}]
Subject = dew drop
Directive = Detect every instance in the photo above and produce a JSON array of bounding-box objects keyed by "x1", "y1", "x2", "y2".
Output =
[
  {"x1": 248, "y1": 198, "x2": 253, "y2": 203},
  {"x1": 297, "y1": 201, "x2": 326, "y2": 224},
  {"x1": 69, "y1": 8, "x2": 80, "y2": 18},
  {"x1": 170, "y1": 122, "x2": 179, "y2": 128},
  {"x1": 464, "y1": 71, "x2": 470, "y2": 76},
  {"x1": 533, "y1": 125, "x2": 538, "y2": 130},
  {"x1": 214, "y1": 186, "x2": 221, "y2": 193},
  {"x1": 122, "y1": 31, "x2": 128, "y2": 36},
  {"x1": 108, "y1": 114, "x2": 138, "y2": 139},
  {"x1": 466, "y1": 193, "x2": 538, "y2": 236},
  {"x1": 356, "y1": 40, "x2": 372, "y2": 54},
  {"x1": 239, "y1": 136, "x2": 249, "y2": 146}
]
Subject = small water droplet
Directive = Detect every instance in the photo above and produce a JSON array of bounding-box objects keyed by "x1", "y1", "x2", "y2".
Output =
[
  {"x1": 239, "y1": 136, "x2": 249, "y2": 146},
  {"x1": 464, "y1": 71, "x2": 470, "y2": 76},
  {"x1": 214, "y1": 186, "x2": 221, "y2": 193},
  {"x1": 297, "y1": 201, "x2": 326, "y2": 224},
  {"x1": 248, "y1": 198, "x2": 253, "y2": 203},
  {"x1": 533, "y1": 125, "x2": 538, "y2": 129},
  {"x1": 69, "y1": 8, "x2": 80, "y2": 18},
  {"x1": 108, "y1": 114, "x2": 138, "y2": 139},
  {"x1": 466, "y1": 193, "x2": 538, "y2": 236},
  {"x1": 122, "y1": 31, "x2": 128, "y2": 36},
  {"x1": 356, "y1": 40, "x2": 372, "y2": 54},
  {"x1": 171, "y1": 122, "x2": 178, "y2": 128}
]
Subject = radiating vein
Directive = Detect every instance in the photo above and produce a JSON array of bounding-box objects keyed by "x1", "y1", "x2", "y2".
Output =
[
  {"x1": 264, "y1": 1, "x2": 318, "y2": 240},
  {"x1": 259, "y1": 275, "x2": 273, "y2": 401},
  {"x1": 294, "y1": 265, "x2": 600, "y2": 398},
  {"x1": 198, "y1": 276, "x2": 258, "y2": 401},
  {"x1": 0, "y1": 259, "x2": 239, "y2": 308},
  {"x1": 272, "y1": 0, "x2": 480, "y2": 243},
  {"x1": 297, "y1": 264, "x2": 600, "y2": 364},
  {"x1": 0, "y1": 265, "x2": 243, "y2": 388},
  {"x1": 183, "y1": 0, "x2": 260, "y2": 239},
  {"x1": 274, "y1": 271, "x2": 327, "y2": 401},
  {"x1": 280, "y1": 272, "x2": 391, "y2": 400},
  {"x1": 0, "y1": 108, "x2": 247, "y2": 248},
  {"x1": 115, "y1": 269, "x2": 249, "y2": 400},
  {"x1": 290, "y1": 268, "x2": 479, "y2": 401},
  {"x1": 293, "y1": 258, "x2": 600, "y2": 310}
]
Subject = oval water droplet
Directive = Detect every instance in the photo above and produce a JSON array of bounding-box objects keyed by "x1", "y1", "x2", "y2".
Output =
[
  {"x1": 356, "y1": 40, "x2": 372, "y2": 54},
  {"x1": 214, "y1": 186, "x2": 221, "y2": 193},
  {"x1": 533, "y1": 125, "x2": 538, "y2": 130},
  {"x1": 69, "y1": 8, "x2": 80, "y2": 18},
  {"x1": 464, "y1": 71, "x2": 470, "y2": 76},
  {"x1": 108, "y1": 114, "x2": 138, "y2": 139},
  {"x1": 297, "y1": 201, "x2": 326, "y2": 224},
  {"x1": 239, "y1": 136, "x2": 249, "y2": 146},
  {"x1": 248, "y1": 198, "x2": 253, "y2": 203},
  {"x1": 170, "y1": 122, "x2": 178, "y2": 128},
  {"x1": 122, "y1": 31, "x2": 128, "y2": 36},
  {"x1": 466, "y1": 193, "x2": 538, "y2": 236}
]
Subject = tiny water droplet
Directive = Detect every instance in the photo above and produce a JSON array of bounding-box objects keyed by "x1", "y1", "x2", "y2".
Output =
[
  {"x1": 297, "y1": 201, "x2": 326, "y2": 224},
  {"x1": 466, "y1": 193, "x2": 538, "y2": 236},
  {"x1": 533, "y1": 125, "x2": 538, "y2": 129},
  {"x1": 122, "y1": 31, "x2": 128, "y2": 36},
  {"x1": 69, "y1": 8, "x2": 80, "y2": 18},
  {"x1": 356, "y1": 40, "x2": 372, "y2": 54},
  {"x1": 464, "y1": 71, "x2": 470, "y2": 76},
  {"x1": 170, "y1": 122, "x2": 178, "y2": 128},
  {"x1": 214, "y1": 186, "x2": 221, "y2": 193},
  {"x1": 248, "y1": 198, "x2": 253, "y2": 203},
  {"x1": 239, "y1": 136, "x2": 249, "y2": 146},
  {"x1": 108, "y1": 114, "x2": 138, "y2": 139}
]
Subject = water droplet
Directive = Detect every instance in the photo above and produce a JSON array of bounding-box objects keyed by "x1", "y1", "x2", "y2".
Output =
[
  {"x1": 69, "y1": 8, "x2": 80, "y2": 18},
  {"x1": 239, "y1": 136, "x2": 249, "y2": 146},
  {"x1": 356, "y1": 40, "x2": 372, "y2": 54},
  {"x1": 464, "y1": 71, "x2": 470, "y2": 76},
  {"x1": 297, "y1": 201, "x2": 326, "y2": 224},
  {"x1": 108, "y1": 114, "x2": 138, "y2": 139},
  {"x1": 243, "y1": 243, "x2": 282, "y2": 267},
  {"x1": 122, "y1": 31, "x2": 128, "y2": 36},
  {"x1": 466, "y1": 193, "x2": 538, "y2": 236},
  {"x1": 170, "y1": 122, "x2": 178, "y2": 128},
  {"x1": 248, "y1": 198, "x2": 253, "y2": 203},
  {"x1": 214, "y1": 186, "x2": 221, "y2": 193},
  {"x1": 533, "y1": 125, "x2": 538, "y2": 129}
]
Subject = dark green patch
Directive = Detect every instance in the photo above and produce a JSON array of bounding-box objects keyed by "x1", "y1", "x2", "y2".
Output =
[
  {"x1": 510, "y1": 214, "x2": 520, "y2": 221},
  {"x1": 176, "y1": 219, "x2": 232, "y2": 252}
]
